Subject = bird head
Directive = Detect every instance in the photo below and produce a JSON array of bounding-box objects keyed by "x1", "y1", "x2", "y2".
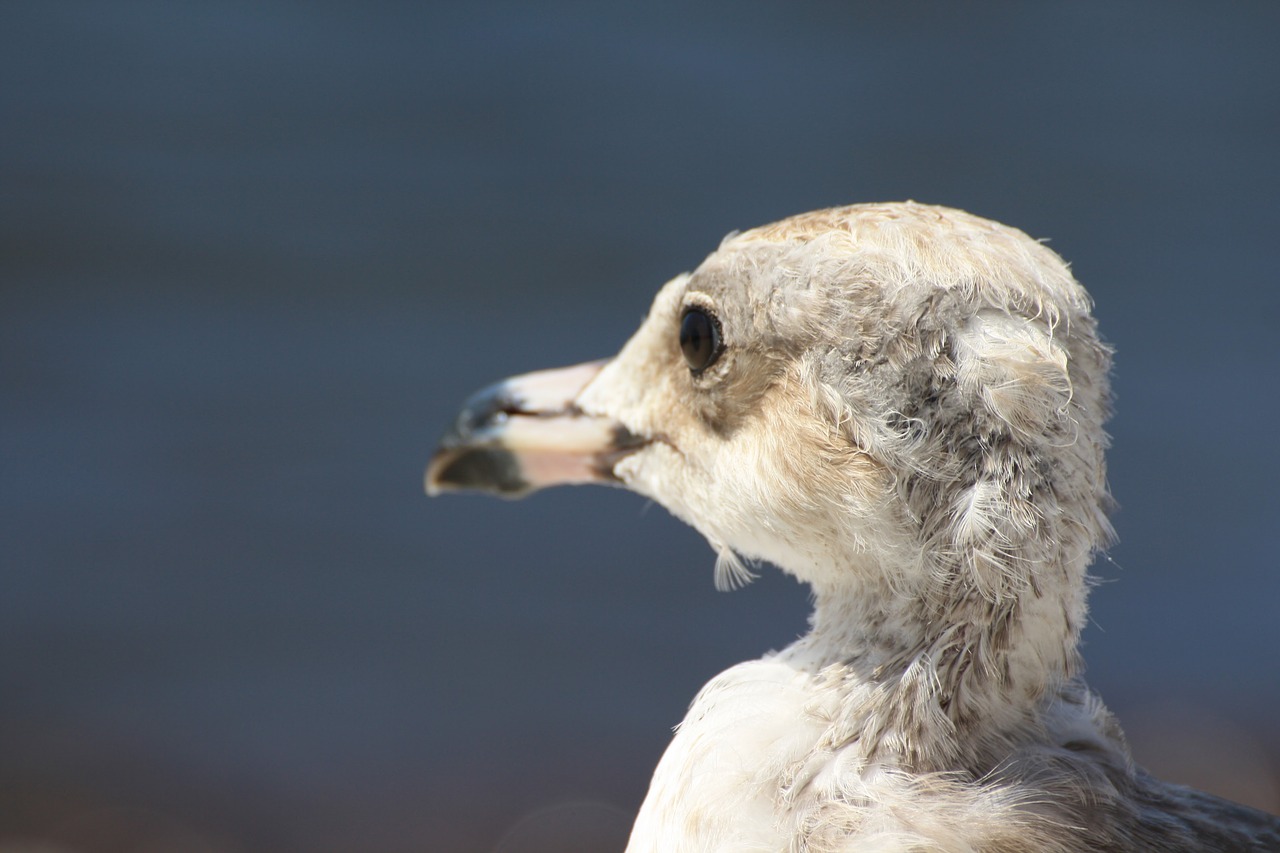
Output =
[{"x1": 428, "y1": 203, "x2": 1115, "y2": 649}]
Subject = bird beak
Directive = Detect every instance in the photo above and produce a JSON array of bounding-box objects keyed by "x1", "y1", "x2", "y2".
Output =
[{"x1": 425, "y1": 359, "x2": 646, "y2": 498}]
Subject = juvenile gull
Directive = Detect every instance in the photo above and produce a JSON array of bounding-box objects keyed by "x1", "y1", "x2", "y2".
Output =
[{"x1": 426, "y1": 203, "x2": 1280, "y2": 852}]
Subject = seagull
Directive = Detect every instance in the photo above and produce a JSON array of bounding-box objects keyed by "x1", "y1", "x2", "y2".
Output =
[{"x1": 426, "y1": 202, "x2": 1280, "y2": 852}]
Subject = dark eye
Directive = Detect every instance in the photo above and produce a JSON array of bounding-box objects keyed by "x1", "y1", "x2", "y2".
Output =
[{"x1": 679, "y1": 307, "x2": 723, "y2": 374}]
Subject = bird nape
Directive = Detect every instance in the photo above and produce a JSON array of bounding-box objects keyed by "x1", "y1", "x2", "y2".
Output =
[{"x1": 426, "y1": 202, "x2": 1280, "y2": 852}]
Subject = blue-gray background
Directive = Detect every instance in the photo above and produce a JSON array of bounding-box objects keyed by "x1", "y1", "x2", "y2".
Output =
[{"x1": 3, "y1": 3, "x2": 1277, "y2": 851}]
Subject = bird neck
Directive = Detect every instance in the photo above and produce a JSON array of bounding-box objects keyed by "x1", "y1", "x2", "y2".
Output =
[{"x1": 794, "y1": 561, "x2": 1084, "y2": 772}]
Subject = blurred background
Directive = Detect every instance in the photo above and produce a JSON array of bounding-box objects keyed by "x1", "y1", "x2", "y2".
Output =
[{"x1": 3, "y1": 2, "x2": 1278, "y2": 851}]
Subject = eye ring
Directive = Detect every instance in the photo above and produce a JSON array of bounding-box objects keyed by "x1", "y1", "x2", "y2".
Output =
[{"x1": 679, "y1": 306, "x2": 724, "y2": 374}]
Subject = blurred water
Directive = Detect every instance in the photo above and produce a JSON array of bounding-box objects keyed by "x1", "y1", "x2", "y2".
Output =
[{"x1": 2, "y1": 2, "x2": 1278, "y2": 851}]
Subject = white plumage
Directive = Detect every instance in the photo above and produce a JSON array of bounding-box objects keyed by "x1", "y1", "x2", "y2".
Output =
[{"x1": 428, "y1": 202, "x2": 1280, "y2": 851}]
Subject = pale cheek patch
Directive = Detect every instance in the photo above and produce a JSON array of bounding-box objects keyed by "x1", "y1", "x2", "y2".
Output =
[{"x1": 615, "y1": 444, "x2": 682, "y2": 506}]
